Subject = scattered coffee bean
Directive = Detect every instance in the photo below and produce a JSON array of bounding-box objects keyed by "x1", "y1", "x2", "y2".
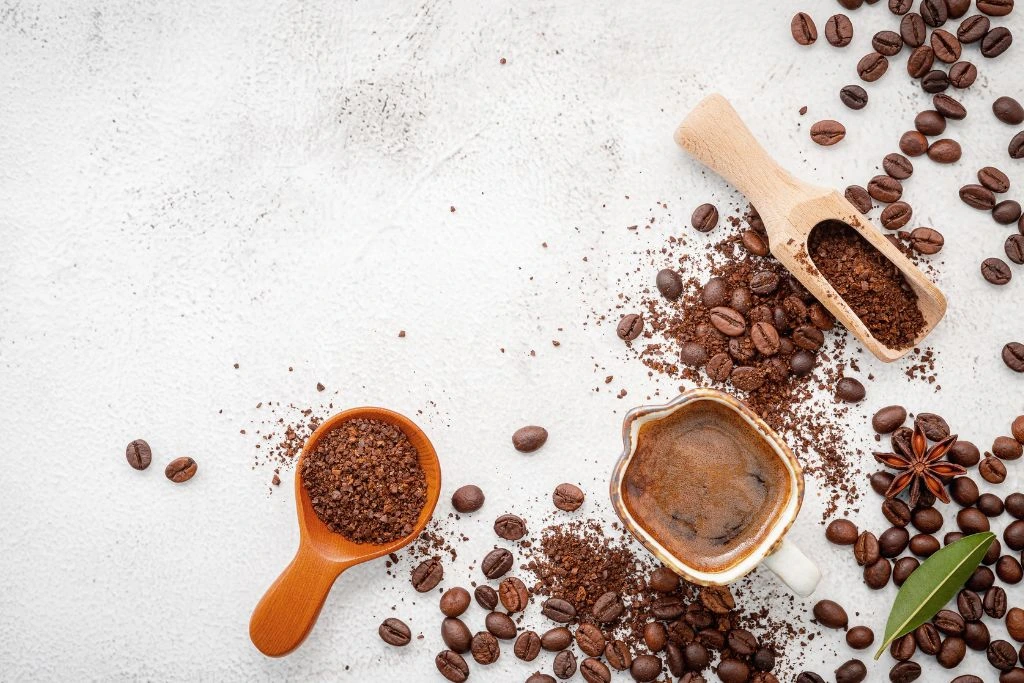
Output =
[
  {"x1": 889, "y1": 0, "x2": 912, "y2": 14},
  {"x1": 865, "y1": 557, "x2": 892, "y2": 588},
  {"x1": 1011, "y1": 131, "x2": 1024, "y2": 159},
  {"x1": 580, "y1": 657, "x2": 611, "y2": 683},
  {"x1": 527, "y1": 674, "x2": 556, "y2": 683},
  {"x1": 552, "y1": 483, "x2": 584, "y2": 511},
  {"x1": 499, "y1": 576, "x2": 530, "y2": 613},
  {"x1": 126, "y1": 439, "x2": 152, "y2": 470},
  {"x1": 949, "y1": 60, "x2": 978, "y2": 88},
  {"x1": 553, "y1": 650, "x2": 577, "y2": 679},
  {"x1": 811, "y1": 120, "x2": 846, "y2": 146},
  {"x1": 909, "y1": 227, "x2": 944, "y2": 254},
  {"x1": 934, "y1": 93, "x2": 966, "y2": 119},
  {"x1": 452, "y1": 485, "x2": 485, "y2": 513},
  {"x1": 969, "y1": 565, "x2": 996, "y2": 591},
  {"x1": 995, "y1": 436, "x2": 1023, "y2": 460},
  {"x1": 482, "y1": 548, "x2": 514, "y2": 579},
  {"x1": 617, "y1": 314, "x2": 644, "y2": 341},
  {"x1": 950, "y1": 440, "x2": 982, "y2": 467},
  {"x1": 916, "y1": 109, "x2": 947, "y2": 136},
  {"x1": 995, "y1": 97, "x2": 1024, "y2": 125},
  {"x1": 379, "y1": 617, "x2": 412, "y2": 646},
  {"x1": 981, "y1": 26, "x2": 1013, "y2": 58},
  {"x1": 985, "y1": 586, "x2": 1008, "y2": 618},
  {"x1": 1005, "y1": 235, "x2": 1024, "y2": 264},
  {"x1": 901, "y1": 12, "x2": 927, "y2": 46},
  {"x1": 656, "y1": 269, "x2": 684, "y2": 300},
  {"x1": 1004, "y1": 343, "x2": 1024, "y2": 373},
  {"x1": 471, "y1": 630, "x2": 501, "y2": 664},
  {"x1": 435, "y1": 650, "x2": 469, "y2": 682},
  {"x1": 165, "y1": 456, "x2": 197, "y2": 483},
  {"x1": 858, "y1": 52, "x2": 889, "y2": 82},
  {"x1": 412, "y1": 557, "x2": 444, "y2": 592},
  {"x1": 893, "y1": 556, "x2": 920, "y2": 585},
  {"x1": 978, "y1": 0, "x2": 1015, "y2": 16},
  {"x1": 1007, "y1": 492, "x2": 1024, "y2": 518},
  {"x1": 836, "y1": 377, "x2": 866, "y2": 402},
  {"x1": 995, "y1": 200, "x2": 1023, "y2": 224},
  {"x1": 899, "y1": 130, "x2": 929, "y2": 156},
  {"x1": 907, "y1": 45, "x2": 935, "y2": 77},
  {"x1": 880, "y1": 526, "x2": 911, "y2": 557},
  {"x1": 997, "y1": 555, "x2": 1023, "y2": 583},
  {"x1": 717, "y1": 659, "x2": 751, "y2": 683},
  {"x1": 541, "y1": 597, "x2": 576, "y2": 623},
  {"x1": 813, "y1": 599, "x2": 849, "y2": 628},
  {"x1": 959, "y1": 15, "x2": 991, "y2": 43},
  {"x1": 871, "y1": 471, "x2": 895, "y2": 496},
  {"x1": 915, "y1": 622, "x2": 942, "y2": 654},
  {"x1": 475, "y1": 584, "x2": 498, "y2": 610},
  {"x1": 891, "y1": 632, "x2": 917, "y2": 660},
  {"x1": 592, "y1": 592, "x2": 624, "y2": 623},
  {"x1": 959, "y1": 507, "x2": 991, "y2": 533},
  {"x1": 920, "y1": 0, "x2": 948, "y2": 26},
  {"x1": 927, "y1": 138, "x2": 962, "y2": 163},
  {"x1": 884, "y1": 154, "x2": 914, "y2": 180},
  {"x1": 649, "y1": 566, "x2": 680, "y2": 593},
  {"x1": 835, "y1": 658, "x2": 867, "y2": 683},
  {"x1": 797, "y1": 673, "x2": 826, "y2": 683},
  {"x1": 912, "y1": 506, "x2": 943, "y2": 533},
  {"x1": 826, "y1": 14, "x2": 855, "y2": 47},
  {"x1": 931, "y1": 28, "x2": 962, "y2": 62},
  {"x1": 965, "y1": 621, "x2": 990, "y2": 651},
  {"x1": 709, "y1": 307, "x2": 746, "y2": 336},
  {"x1": 961, "y1": 184, "x2": 997, "y2": 209},
  {"x1": 512, "y1": 426, "x2": 548, "y2": 453},
  {"x1": 938, "y1": 636, "x2": 967, "y2": 668},
  {"x1": 605, "y1": 639, "x2": 631, "y2": 671},
  {"x1": 441, "y1": 587, "x2": 472, "y2": 617},
  {"x1": 873, "y1": 405, "x2": 907, "y2": 433},
  {"x1": 630, "y1": 654, "x2": 662, "y2": 682},
  {"x1": 515, "y1": 630, "x2": 542, "y2": 661},
  {"x1": 889, "y1": 661, "x2": 921, "y2": 683},
  {"x1": 855, "y1": 530, "x2": 881, "y2": 565},
  {"x1": 691, "y1": 203, "x2": 719, "y2": 232},
  {"x1": 922, "y1": 69, "x2": 950, "y2": 93},
  {"x1": 442, "y1": 618, "x2": 473, "y2": 653},
  {"x1": 1007, "y1": 608, "x2": 1024, "y2": 642},
  {"x1": 485, "y1": 611, "x2": 517, "y2": 640},
  {"x1": 846, "y1": 184, "x2": 873, "y2": 212},
  {"x1": 541, "y1": 626, "x2": 572, "y2": 651},
  {"x1": 827, "y1": 519, "x2": 859, "y2": 544},
  {"x1": 868, "y1": 175, "x2": 902, "y2": 202},
  {"x1": 494, "y1": 513, "x2": 527, "y2": 540},
  {"x1": 1005, "y1": 520, "x2": 1024, "y2": 550},
  {"x1": 791, "y1": 12, "x2": 818, "y2": 45},
  {"x1": 846, "y1": 625, "x2": 874, "y2": 649},
  {"x1": 873, "y1": 29, "x2": 904, "y2": 55},
  {"x1": 989, "y1": 639, "x2": 1019, "y2": 671},
  {"x1": 840, "y1": 85, "x2": 869, "y2": 110},
  {"x1": 575, "y1": 623, "x2": 605, "y2": 657},
  {"x1": 982, "y1": 257, "x2": 1012, "y2": 285},
  {"x1": 882, "y1": 499, "x2": 911, "y2": 527}
]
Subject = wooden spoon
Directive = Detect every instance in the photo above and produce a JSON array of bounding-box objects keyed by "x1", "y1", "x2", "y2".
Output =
[
  {"x1": 249, "y1": 406, "x2": 441, "y2": 657},
  {"x1": 675, "y1": 93, "x2": 946, "y2": 362}
]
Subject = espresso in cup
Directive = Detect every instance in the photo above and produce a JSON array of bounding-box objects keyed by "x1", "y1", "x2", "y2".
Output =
[{"x1": 621, "y1": 399, "x2": 793, "y2": 573}]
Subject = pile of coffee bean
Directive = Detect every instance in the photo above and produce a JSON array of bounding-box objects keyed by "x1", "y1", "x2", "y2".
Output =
[
  {"x1": 820, "y1": 409, "x2": 1024, "y2": 680},
  {"x1": 792, "y1": 0, "x2": 1021, "y2": 363},
  {"x1": 386, "y1": 481, "x2": 797, "y2": 682},
  {"x1": 301, "y1": 418, "x2": 427, "y2": 544},
  {"x1": 124, "y1": 438, "x2": 198, "y2": 483}
]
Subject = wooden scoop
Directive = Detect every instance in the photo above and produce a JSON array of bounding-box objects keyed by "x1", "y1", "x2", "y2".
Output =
[
  {"x1": 675, "y1": 93, "x2": 946, "y2": 362},
  {"x1": 249, "y1": 406, "x2": 441, "y2": 657}
]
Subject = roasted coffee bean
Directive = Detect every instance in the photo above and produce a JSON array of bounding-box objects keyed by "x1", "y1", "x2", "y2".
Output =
[
  {"x1": 921, "y1": 0, "x2": 948, "y2": 25},
  {"x1": 580, "y1": 657, "x2": 611, "y2": 683},
  {"x1": 978, "y1": 492, "x2": 1006, "y2": 517},
  {"x1": 889, "y1": 661, "x2": 921, "y2": 683},
  {"x1": 731, "y1": 365, "x2": 763, "y2": 391},
  {"x1": 435, "y1": 650, "x2": 469, "y2": 682},
  {"x1": 958, "y1": 507, "x2": 991, "y2": 534},
  {"x1": 815, "y1": 602, "x2": 847, "y2": 626},
  {"x1": 907, "y1": 45, "x2": 935, "y2": 77},
  {"x1": 441, "y1": 587, "x2": 472, "y2": 617},
  {"x1": 730, "y1": 287, "x2": 753, "y2": 313},
  {"x1": 934, "y1": 93, "x2": 966, "y2": 119},
  {"x1": 541, "y1": 597, "x2": 576, "y2": 623},
  {"x1": 893, "y1": 557, "x2": 920, "y2": 585},
  {"x1": 910, "y1": 227, "x2": 944, "y2": 255},
  {"x1": 949, "y1": 60, "x2": 978, "y2": 87},
  {"x1": 928, "y1": 138, "x2": 962, "y2": 163},
  {"x1": 679, "y1": 641, "x2": 709, "y2": 670},
  {"x1": 651, "y1": 594, "x2": 684, "y2": 620},
  {"x1": 680, "y1": 342, "x2": 708, "y2": 368},
  {"x1": 822, "y1": 14, "x2": 854, "y2": 48},
  {"x1": 948, "y1": 0, "x2": 972, "y2": 18},
  {"x1": 835, "y1": 377, "x2": 865, "y2": 403},
  {"x1": 936, "y1": 608, "x2": 966, "y2": 635},
  {"x1": 858, "y1": 52, "x2": 889, "y2": 82},
  {"x1": 899, "y1": 130, "x2": 929, "y2": 157},
  {"x1": 726, "y1": 629, "x2": 758, "y2": 657},
  {"x1": 961, "y1": 183, "x2": 997, "y2": 209},
  {"x1": 442, "y1": 618, "x2": 473, "y2": 653},
  {"x1": 1006, "y1": 608, "x2": 1024, "y2": 642},
  {"x1": 932, "y1": 28, "x2": 962, "y2": 61},
  {"x1": 867, "y1": 175, "x2": 902, "y2": 202},
  {"x1": 515, "y1": 630, "x2": 542, "y2": 661},
  {"x1": 797, "y1": 674, "x2": 825, "y2": 683},
  {"x1": 827, "y1": 519, "x2": 859, "y2": 544},
  {"x1": 749, "y1": 322, "x2": 780, "y2": 356},
  {"x1": 995, "y1": 436, "x2": 1024, "y2": 460},
  {"x1": 890, "y1": 0, "x2": 913, "y2": 13},
  {"x1": 810, "y1": 120, "x2": 847, "y2": 146},
  {"x1": 922, "y1": 69, "x2": 950, "y2": 93},
  {"x1": 1005, "y1": 343, "x2": 1024, "y2": 373},
  {"x1": 911, "y1": 506, "x2": 943, "y2": 533},
  {"x1": 807, "y1": 303, "x2": 833, "y2": 331},
  {"x1": 901, "y1": 12, "x2": 928, "y2": 47},
  {"x1": 553, "y1": 650, "x2": 577, "y2": 679},
  {"x1": 1012, "y1": 132, "x2": 1024, "y2": 160},
  {"x1": 630, "y1": 654, "x2": 662, "y2": 682},
  {"x1": 527, "y1": 675, "x2": 556, "y2": 683},
  {"x1": 717, "y1": 659, "x2": 751, "y2": 683},
  {"x1": 952, "y1": 676, "x2": 983, "y2": 683},
  {"x1": 788, "y1": 350, "x2": 815, "y2": 376},
  {"x1": 983, "y1": 257, "x2": 1013, "y2": 285},
  {"x1": 846, "y1": 184, "x2": 873, "y2": 212},
  {"x1": 1006, "y1": 520, "x2": 1024, "y2": 551},
  {"x1": 691, "y1": 203, "x2": 719, "y2": 232},
  {"x1": 471, "y1": 630, "x2": 501, "y2": 664},
  {"x1": 872, "y1": 405, "x2": 907, "y2": 434},
  {"x1": 605, "y1": 639, "x2": 631, "y2": 671},
  {"x1": 960, "y1": 14, "x2": 991, "y2": 43},
  {"x1": 702, "y1": 277, "x2": 730, "y2": 307},
  {"x1": 541, "y1": 626, "x2": 572, "y2": 651},
  {"x1": 965, "y1": 621, "x2": 990, "y2": 650},
  {"x1": 978, "y1": 0, "x2": 1015, "y2": 15},
  {"x1": 475, "y1": 584, "x2": 498, "y2": 610},
  {"x1": 649, "y1": 566, "x2": 680, "y2": 593},
  {"x1": 165, "y1": 456, "x2": 197, "y2": 483},
  {"x1": 890, "y1": 633, "x2": 917, "y2": 661},
  {"x1": 846, "y1": 625, "x2": 874, "y2": 649},
  {"x1": 995, "y1": 96, "x2": 1024, "y2": 125},
  {"x1": 915, "y1": 622, "x2": 942, "y2": 654},
  {"x1": 617, "y1": 314, "x2": 644, "y2": 341},
  {"x1": 916, "y1": 109, "x2": 947, "y2": 136},
  {"x1": 656, "y1": 268, "x2": 684, "y2": 300},
  {"x1": 909, "y1": 533, "x2": 940, "y2": 557},
  {"x1": 855, "y1": 531, "x2": 881, "y2": 565},
  {"x1": 641, "y1": 622, "x2": 666, "y2": 653},
  {"x1": 915, "y1": 413, "x2": 949, "y2": 440},
  {"x1": 840, "y1": 85, "x2": 869, "y2": 110},
  {"x1": 592, "y1": 592, "x2": 624, "y2": 623},
  {"x1": 513, "y1": 426, "x2": 548, "y2": 453},
  {"x1": 792, "y1": 325, "x2": 825, "y2": 351},
  {"x1": 412, "y1": 557, "x2": 444, "y2": 592},
  {"x1": 379, "y1": 617, "x2": 412, "y2": 646},
  {"x1": 880, "y1": 202, "x2": 912, "y2": 228},
  {"x1": 990, "y1": 640, "x2": 1020, "y2": 670},
  {"x1": 950, "y1": 439, "x2": 982, "y2": 467},
  {"x1": 982, "y1": 27, "x2": 1013, "y2": 58},
  {"x1": 873, "y1": 30, "x2": 904, "y2": 55},
  {"x1": 707, "y1": 353, "x2": 733, "y2": 382},
  {"x1": 482, "y1": 548, "x2": 513, "y2": 579},
  {"x1": 871, "y1": 471, "x2": 895, "y2": 496},
  {"x1": 499, "y1": 577, "x2": 530, "y2": 613},
  {"x1": 486, "y1": 611, "x2": 517, "y2": 640},
  {"x1": 494, "y1": 513, "x2": 527, "y2": 540},
  {"x1": 552, "y1": 483, "x2": 584, "y2": 512},
  {"x1": 995, "y1": 200, "x2": 1023, "y2": 224},
  {"x1": 709, "y1": 307, "x2": 746, "y2": 337},
  {"x1": 452, "y1": 485, "x2": 485, "y2": 513},
  {"x1": 835, "y1": 658, "x2": 867, "y2": 683},
  {"x1": 752, "y1": 647, "x2": 775, "y2": 672},
  {"x1": 791, "y1": 12, "x2": 818, "y2": 45},
  {"x1": 938, "y1": 636, "x2": 967, "y2": 668},
  {"x1": 969, "y1": 565, "x2": 996, "y2": 592},
  {"x1": 700, "y1": 585, "x2": 735, "y2": 614},
  {"x1": 997, "y1": 555, "x2": 1023, "y2": 583},
  {"x1": 883, "y1": 153, "x2": 914, "y2": 180},
  {"x1": 1006, "y1": 235, "x2": 1024, "y2": 264},
  {"x1": 574, "y1": 623, "x2": 605, "y2": 657},
  {"x1": 126, "y1": 439, "x2": 152, "y2": 470},
  {"x1": 880, "y1": 526, "x2": 911, "y2": 557},
  {"x1": 865, "y1": 557, "x2": 892, "y2": 588},
  {"x1": 985, "y1": 539, "x2": 1003, "y2": 564},
  {"x1": 985, "y1": 586, "x2": 1009, "y2": 618}
]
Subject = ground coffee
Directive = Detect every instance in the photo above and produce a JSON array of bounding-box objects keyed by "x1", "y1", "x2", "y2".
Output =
[{"x1": 302, "y1": 418, "x2": 426, "y2": 543}]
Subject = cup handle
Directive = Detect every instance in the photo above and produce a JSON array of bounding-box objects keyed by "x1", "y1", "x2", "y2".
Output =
[{"x1": 761, "y1": 538, "x2": 821, "y2": 597}]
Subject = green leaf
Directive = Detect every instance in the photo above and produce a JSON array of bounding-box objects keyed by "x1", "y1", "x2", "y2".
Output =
[{"x1": 875, "y1": 531, "x2": 995, "y2": 659}]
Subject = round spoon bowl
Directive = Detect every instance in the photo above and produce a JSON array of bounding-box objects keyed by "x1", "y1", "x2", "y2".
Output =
[{"x1": 250, "y1": 406, "x2": 441, "y2": 657}]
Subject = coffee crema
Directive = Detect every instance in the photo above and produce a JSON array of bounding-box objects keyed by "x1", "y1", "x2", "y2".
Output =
[{"x1": 622, "y1": 400, "x2": 791, "y2": 573}]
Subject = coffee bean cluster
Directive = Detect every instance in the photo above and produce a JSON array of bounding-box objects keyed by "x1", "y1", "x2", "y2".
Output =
[
  {"x1": 959, "y1": 162, "x2": 1024, "y2": 290},
  {"x1": 386, "y1": 481, "x2": 786, "y2": 682},
  {"x1": 820, "y1": 410, "x2": 1024, "y2": 680}
]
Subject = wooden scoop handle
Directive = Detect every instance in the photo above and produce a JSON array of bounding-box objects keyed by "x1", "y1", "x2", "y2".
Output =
[
  {"x1": 674, "y1": 94, "x2": 812, "y2": 218},
  {"x1": 249, "y1": 543, "x2": 347, "y2": 657}
]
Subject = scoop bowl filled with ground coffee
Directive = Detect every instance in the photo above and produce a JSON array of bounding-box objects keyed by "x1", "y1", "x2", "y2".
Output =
[
  {"x1": 610, "y1": 389, "x2": 820, "y2": 596},
  {"x1": 249, "y1": 407, "x2": 440, "y2": 657}
]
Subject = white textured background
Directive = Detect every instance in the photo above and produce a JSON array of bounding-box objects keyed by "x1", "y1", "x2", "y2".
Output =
[{"x1": 1, "y1": 1, "x2": 1023, "y2": 680}]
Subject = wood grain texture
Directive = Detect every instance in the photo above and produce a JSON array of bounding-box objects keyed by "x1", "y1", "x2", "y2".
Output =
[
  {"x1": 249, "y1": 407, "x2": 441, "y2": 657},
  {"x1": 675, "y1": 94, "x2": 946, "y2": 362}
]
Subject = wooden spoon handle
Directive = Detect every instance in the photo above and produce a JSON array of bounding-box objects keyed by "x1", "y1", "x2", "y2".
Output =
[
  {"x1": 249, "y1": 543, "x2": 346, "y2": 657},
  {"x1": 674, "y1": 94, "x2": 806, "y2": 213}
]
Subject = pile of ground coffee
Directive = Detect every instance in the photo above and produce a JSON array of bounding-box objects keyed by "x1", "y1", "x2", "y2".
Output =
[
  {"x1": 808, "y1": 220, "x2": 925, "y2": 350},
  {"x1": 302, "y1": 418, "x2": 426, "y2": 544}
]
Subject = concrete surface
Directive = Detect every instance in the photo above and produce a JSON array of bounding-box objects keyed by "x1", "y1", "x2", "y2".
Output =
[{"x1": 1, "y1": 0, "x2": 1022, "y2": 680}]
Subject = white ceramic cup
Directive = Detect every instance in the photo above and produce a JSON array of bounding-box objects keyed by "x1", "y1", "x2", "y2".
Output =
[{"x1": 609, "y1": 388, "x2": 820, "y2": 597}]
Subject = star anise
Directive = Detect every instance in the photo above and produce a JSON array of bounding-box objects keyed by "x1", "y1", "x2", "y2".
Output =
[{"x1": 873, "y1": 422, "x2": 965, "y2": 507}]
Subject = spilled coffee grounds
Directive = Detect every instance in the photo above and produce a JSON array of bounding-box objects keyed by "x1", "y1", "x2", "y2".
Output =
[
  {"x1": 302, "y1": 418, "x2": 426, "y2": 544},
  {"x1": 808, "y1": 220, "x2": 925, "y2": 351}
]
